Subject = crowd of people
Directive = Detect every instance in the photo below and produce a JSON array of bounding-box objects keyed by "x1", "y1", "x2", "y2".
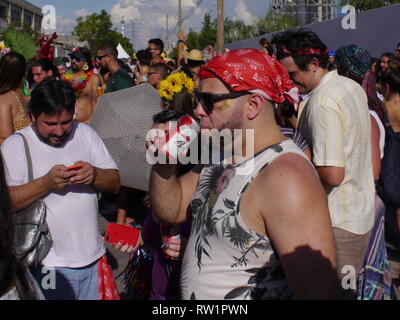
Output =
[{"x1": 0, "y1": 29, "x2": 399, "y2": 301}]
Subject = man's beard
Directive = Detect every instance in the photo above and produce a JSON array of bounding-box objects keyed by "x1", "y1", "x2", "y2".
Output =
[
  {"x1": 38, "y1": 130, "x2": 72, "y2": 148},
  {"x1": 71, "y1": 62, "x2": 80, "y2": 72}
]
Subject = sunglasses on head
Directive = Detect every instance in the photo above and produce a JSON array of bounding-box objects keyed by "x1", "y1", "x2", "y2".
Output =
[{"x1": 194, "y1": 88, "x2": 249, "y2": 114}]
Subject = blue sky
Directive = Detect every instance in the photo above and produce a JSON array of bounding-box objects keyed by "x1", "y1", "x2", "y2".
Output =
[{"x1": 29, "y1": 0, "x2": 272, "y2": 50}]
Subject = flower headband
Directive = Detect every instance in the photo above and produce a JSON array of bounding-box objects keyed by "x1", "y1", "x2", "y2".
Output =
[{"x1": 158, "y1": 71, "x2": 194, "y2": 102}]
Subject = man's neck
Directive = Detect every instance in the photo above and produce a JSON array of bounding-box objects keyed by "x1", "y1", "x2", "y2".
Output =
[
  {"x1": 108, "y1": 60, "x2": 121, "y2": 74},
  {"x1": 230, "y1": 122, "x2": 287, "y2": 165},
  {"x1": 309, "y1": 68, "x2": 329, "y2": 93}
]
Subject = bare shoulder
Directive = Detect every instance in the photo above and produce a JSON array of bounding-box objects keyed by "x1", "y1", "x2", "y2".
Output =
[
  {"x1": 0, "y1": 92, "x2": 13, "y2": 110},
  {"x1": 252, "y1": 152, "x2": 326, "y2": 214},
  {"x1": 89, "y1": 73, "x2": 100, "y2": 85}
]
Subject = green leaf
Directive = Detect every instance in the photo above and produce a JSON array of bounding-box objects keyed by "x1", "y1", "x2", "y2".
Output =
[{"x1": 3, "y1": 26, "x2": 37, "y2": 60}]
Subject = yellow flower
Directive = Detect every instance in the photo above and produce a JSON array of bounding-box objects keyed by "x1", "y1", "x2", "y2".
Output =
[
  {"x1": 180, "y1": 73, "x2": 194, "y2": 94},
  {"x1": 64, "y1": 73, "x2": 72, "y2": 81},
  {"x1": 0, "y1": 41, "x2": 5, "y2": 50},
  {"x1": 161, "y1": 53, "x2": 166, "y2": 59},
  {"x1": 159, "y1": 80, "x2": 174, "y2": 101},
  {"x1": 158, "y1": 71, "x2": 195, "y2": 100}
]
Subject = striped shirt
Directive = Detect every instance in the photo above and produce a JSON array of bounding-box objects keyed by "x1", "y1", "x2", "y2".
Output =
[{"x1": 297, "y1": 70, "x2": 375, "y2": 235}]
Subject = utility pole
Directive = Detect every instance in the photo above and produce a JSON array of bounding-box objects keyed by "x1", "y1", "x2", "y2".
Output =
[
  {"x1": 217, "y1": 0, "x2": 224, "y2": 55},
  {"x1": 178, "y1": 0, "x2": 183, "y2": 33},
  {"x1": 166, "y1": 14, "x2": 170, "y2": 54}
]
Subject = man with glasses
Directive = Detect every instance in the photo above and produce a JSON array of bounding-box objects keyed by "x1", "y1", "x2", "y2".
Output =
[
  {"x1": 64, "y1": 47, "x2": 100, "y2": 124},
  {"x1": 273, "y1": 30, "x2": 375, "y2": 299},
  {"x1": 96, "y1": 43, "x2": 133, "y2": 93},
  {"x1": 148, "y1": 49, "x2": 341, "y2": 299},
  {"x1": 147, "y1": 38, "x2": 165, "y2": 66},
  {"x1": 148, "y1": 62, "x2": 169, "y2": 90}
]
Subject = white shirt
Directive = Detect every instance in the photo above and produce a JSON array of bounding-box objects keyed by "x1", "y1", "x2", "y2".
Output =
[
  {"x1": 1, "y1": 123, "x2": 118, "y2": 268},
  {"x1": 298, "y1": 70, "x2": 375, "y2": 235}
]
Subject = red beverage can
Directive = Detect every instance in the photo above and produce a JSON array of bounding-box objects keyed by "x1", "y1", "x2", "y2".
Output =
[{"x1": 156, "y1": 115, "x2": 200, "y2": 160}]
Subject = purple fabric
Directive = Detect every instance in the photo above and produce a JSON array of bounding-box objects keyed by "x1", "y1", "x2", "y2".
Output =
[{"x1": 143, "y1": 211, "x2": 191, "y2": 300}]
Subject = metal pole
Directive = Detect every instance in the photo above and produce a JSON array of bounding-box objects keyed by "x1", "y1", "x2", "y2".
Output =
[
  {"x1": 217, "y1": 0, "x2": 224, "y2": 55},
  {"x1": 178, "y1": 0, "x2": 183, "y2": 33}
]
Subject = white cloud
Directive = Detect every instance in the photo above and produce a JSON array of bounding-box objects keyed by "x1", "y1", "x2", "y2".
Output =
[
  {"x1": 233, "y1": 0, "x2": 254, "y2": 25},
  {"x1": 56, "y1": 15, "x2": 75, "y2": 34},
  {"x1": 110, "y1": 0, "x2": 208, "y2": 51},
  {"x1": 75, "y1": 8, "x2": 90, "y2": 17}
]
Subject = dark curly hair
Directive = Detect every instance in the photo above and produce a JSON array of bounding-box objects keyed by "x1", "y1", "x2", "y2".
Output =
[{"x1": 272, "y1": 29, "x2": 329, "y2": 70}]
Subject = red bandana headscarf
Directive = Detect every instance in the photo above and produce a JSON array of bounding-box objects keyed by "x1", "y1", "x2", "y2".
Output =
[{"x1": 198, "y1": 48, "x2": 300, "y2": 111}]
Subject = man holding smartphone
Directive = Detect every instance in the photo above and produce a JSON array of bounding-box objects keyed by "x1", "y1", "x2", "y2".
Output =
[{"x1": 1, "y1": 79, "x2": 120, "y2": 300}]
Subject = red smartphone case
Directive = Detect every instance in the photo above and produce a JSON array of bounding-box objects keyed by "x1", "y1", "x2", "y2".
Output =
[
  {"x1": 66, "y1": 164, "x2": 83, "y2": 171},
  {"x1": 103, "y1": 223, "x2": 140, "y2": 246}
]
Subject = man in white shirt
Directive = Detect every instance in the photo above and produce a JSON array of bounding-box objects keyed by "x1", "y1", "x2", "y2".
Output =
[
  {"x1": 1, "y1": 79, "x2": 120, "y2": 300},
  {"x1": 273, "y1": 30, "x2": 375, "y2": 299}
]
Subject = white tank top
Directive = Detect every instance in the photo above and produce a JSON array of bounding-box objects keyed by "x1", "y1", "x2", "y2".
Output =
[{"x1": 181, "y1": 139, "x2": 310, "y2": 300}]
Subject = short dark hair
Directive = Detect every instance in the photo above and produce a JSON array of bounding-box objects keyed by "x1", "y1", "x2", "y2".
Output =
[
  {"x1": 383, "y1": 56, "x2": 400, "y2": 95},
  {"x1": 32, "y1": 58, "x2": 54, "y2": 72},
  {"x1": 272, "y1": 29, "x2": 329, "y2": 70},
  {"x1": 381, "y1": 52, "x2": 394, "y2": 59},
  {"x1": 0, "y1": 52, "x2": 27, "y2": 95},
  {"x1": 150, "y1": 62, "x2": 169, "y2": 79},
  {"x1": 31, "y1": 58, "x2": 59, "y2": 79},
  {"x1": 136, "y1": 49, "x2": 152, "y2": 66},
  {"x1": 29, "y1": 79, "x2": 76, "y2": 119},
  {"x1": 148, "y1": 38, "x2": 164, "y2": 53},
  {"x1": 98, "y1": 42, "x2": 118, "y2": 58}
]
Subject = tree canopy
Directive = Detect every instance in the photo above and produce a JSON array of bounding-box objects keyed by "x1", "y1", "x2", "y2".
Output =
[
  {"x1": 341, "y1": 0, "x2": 400, "y2": 11},
  {"x1": 72, "y1": 9, "x2": 134, "y2": 56}
]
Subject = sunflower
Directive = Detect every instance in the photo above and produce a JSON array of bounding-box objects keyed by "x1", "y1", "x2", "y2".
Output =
[
  {"x1": 157, "y1": 71, "x2": 195, "y2": 102},
  {"x1": 159, "y1": 80, "x2": 174, "y2": 101}
]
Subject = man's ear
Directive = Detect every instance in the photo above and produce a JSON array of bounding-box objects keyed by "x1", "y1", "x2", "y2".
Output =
[
  {"x1": 47, "y1": 70, "x2": 53, "y2": 77},
  {"x1": 308, "y1": 57, "x2": 320, "y2": 72},
  {"x1": 246, "y1": 94, "x2": 264, "y2": 120}
]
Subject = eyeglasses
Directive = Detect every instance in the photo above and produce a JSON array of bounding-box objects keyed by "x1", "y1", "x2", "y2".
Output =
[
  {"x1": 148, "y1": 72, "x2": 160, "y2": 76},
  {"x1": 96, "y1": 55, "x2": 108, "y2": 61},
  {"x1": 194, "y1": 89, "x2": 249, "y2": 114},
  {"x1": 147, "y1": 47, "x2": 159, "y2": 51}
]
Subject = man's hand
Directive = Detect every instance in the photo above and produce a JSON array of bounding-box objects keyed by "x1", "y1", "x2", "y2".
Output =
[
  {"x1": 44, "y1": 165, "x2": 77, "y2": 191},
  {"x1": 69, "y1": 161, "x2": 95, "y2": 185},
  {"x1": 162, "y1": 235, "x2": 187, "y2": 260}
]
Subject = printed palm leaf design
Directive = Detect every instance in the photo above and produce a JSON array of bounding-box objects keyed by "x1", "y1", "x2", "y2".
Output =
[
  {"x1": 270, "y1": 143, "x2": 283, "y2": 154},
  {"x1": 3, "y1": 27, "x2": 38, "y2": 60},
  {"x1": 224, "y1": 266, "x2": 291, "y2": 300},
  {"x1": 191, "y1": 163, "x2": 234, "y2": 269}
]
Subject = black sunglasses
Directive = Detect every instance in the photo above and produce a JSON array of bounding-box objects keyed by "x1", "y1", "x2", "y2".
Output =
[
  {"x1": 96, "y1": 55, "x2": 108, "y2": 61},
  {"x1": 194, "y1": 89, "x2": 249, "y2": 114}
]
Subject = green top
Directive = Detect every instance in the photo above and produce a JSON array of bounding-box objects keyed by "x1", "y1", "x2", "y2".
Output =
[{"x1": 105, "y1": 68, "x2": 133, "y2": 93}]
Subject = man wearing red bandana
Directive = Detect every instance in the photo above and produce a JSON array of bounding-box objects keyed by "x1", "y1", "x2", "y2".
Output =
[{"x1": 149, "y1": 48, "x2": 341, "y2": 299}]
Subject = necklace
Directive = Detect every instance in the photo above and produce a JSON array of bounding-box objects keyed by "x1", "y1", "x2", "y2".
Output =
[{"x1": 64, "y1": 69, "x2": 94, "y2": 97}]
